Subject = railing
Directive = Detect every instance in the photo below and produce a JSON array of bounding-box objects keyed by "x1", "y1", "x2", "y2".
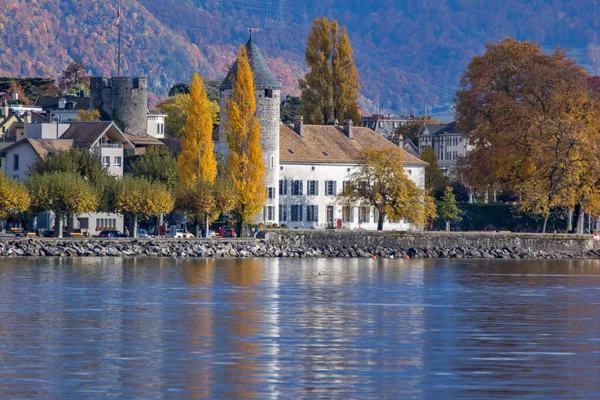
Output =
[{"x1": 100, "y1": 143, "x2": 123, "y2": 148}]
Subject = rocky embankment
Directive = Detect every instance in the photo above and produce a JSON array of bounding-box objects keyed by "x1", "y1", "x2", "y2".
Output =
[{"x1": 0, "y1": 238, "x2": 599, "y2": 259}]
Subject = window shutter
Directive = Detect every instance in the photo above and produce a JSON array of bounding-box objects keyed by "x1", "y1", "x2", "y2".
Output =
[
  {"x1": 316, "y1": 181, "x2": 319, "y2": 196},
  {"x1": 334, "y1": 181, "x2": 337, "y2": 195},
  {"x1": 300, "y1": 180, "x2": 303, "y2": 195},
  {"x1": 315, "y1": 205, "x2": 318, "y2": 222},
  {"x1": 299, "y1": 205, "x2": 303, "y2": 221}
]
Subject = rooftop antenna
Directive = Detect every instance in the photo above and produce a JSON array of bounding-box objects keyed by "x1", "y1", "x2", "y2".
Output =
[{"x1": 249, "y1": 28, "x2": 252, "y2": 40}]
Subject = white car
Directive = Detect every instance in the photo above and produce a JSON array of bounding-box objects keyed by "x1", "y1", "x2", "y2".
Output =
[{"x1": 173, "y1": 229, "x2": 194, "y2": 239}]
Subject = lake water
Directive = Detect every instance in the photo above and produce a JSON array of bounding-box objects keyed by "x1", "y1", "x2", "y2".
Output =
[{"x1": 0, "y1": 257, "x2": 598, "y2": 399}]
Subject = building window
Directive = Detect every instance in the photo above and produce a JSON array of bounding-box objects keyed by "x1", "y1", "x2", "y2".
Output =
[
  {"x1": 102, "y1": 156, "x2": 110, "y2": 167},
  {"x1": 0, "y1": 158, "x2": 2, "y2": 168},
  {"x1": 279, "y1": 204, "x2": 287, "y2": 222},
  {"x1": 307, "y1": 205, "x2": 319, "y2": 222},
  {"x1": 342, "y1": 206, "x2": 354, "y2": 223},
  {"x1": 307, "y1": 180, "x2": 318, "y2": 196},
  {"x1": 279, "y1": 180, "x2": 288, "y2": 195},
  {"x1": 265, "y1": 89, "x2": 273, "y2": 98},
  {"x1": 291, "y1": 205, "x2": 303, "y2": 221},
  {"x1": 393, "y1": 122, "x2": 398, "y2": 128},
  {"x1": 13, "y1": 154, "x2": 19, "y2": 171},
  {"x1": 267, "y1": 206, "x2": 275, "y2": 221},
  {"x1": 13, "y1": 175, "x2": 19, "y2": 181},
  {"x1": 359, "y1": 207, "x2": 370, "y2": 223},
  {"x1": 115, "y1": 156, "x2": 122, "y2": 167},
  {"x1": 342, "y1": 181, "x2": 350, "y2": 192},
  {"x1": 378, "y1": 122, "x2": 384, "y2": 128},
  {"x1": 270, "y1": 155, "x2": 274, "y2": 169},
  {"x1": 267, "y1": 187, "x2": 275, "y2": 199},
  {"x1": 291, "y1": 180, "x2": 303, "y2": 195},
  {"x1": 157, "y1": 124, "x2": 160, "y2": 135},
  {"x1": 325, "y1": 180, "x2": 337, "y2": 196}
]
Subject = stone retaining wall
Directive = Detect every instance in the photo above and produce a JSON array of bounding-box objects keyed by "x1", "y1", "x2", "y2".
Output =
[{"x1": 0, "y1": 232, "x2": 599, "y2": 259}]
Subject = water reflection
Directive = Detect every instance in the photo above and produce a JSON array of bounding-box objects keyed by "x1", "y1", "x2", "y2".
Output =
[{"x1": 0, "y1": 257, "x2": 598, "y2": 398}]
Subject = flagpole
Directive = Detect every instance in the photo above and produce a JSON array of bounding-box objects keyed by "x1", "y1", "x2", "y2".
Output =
[{"x1": 117, "y1": 0, "x2": 122, "y2": 77}]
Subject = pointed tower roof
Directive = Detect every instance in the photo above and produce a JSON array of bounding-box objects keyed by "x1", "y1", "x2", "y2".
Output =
[{"x1": 220, "y1": 35, "x2": 281, "y2": 90}]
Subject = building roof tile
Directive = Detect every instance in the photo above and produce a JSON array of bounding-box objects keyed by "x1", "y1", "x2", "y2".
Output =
[
  {"x1": 280, "y1": 123, "x2": 428, "y2": 166},
  {"x1": 220, "y1": 37, "x2": 281, "y2": 90}
]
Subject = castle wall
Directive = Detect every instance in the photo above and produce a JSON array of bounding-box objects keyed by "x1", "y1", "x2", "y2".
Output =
[{"x1": 90, "y1": 77, "x2": 148, "y2": 137}]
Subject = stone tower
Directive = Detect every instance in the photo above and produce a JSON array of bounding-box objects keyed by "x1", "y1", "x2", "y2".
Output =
[
  {"x1": 219, "y1": 35, "x2": 281, "y2": 224},
  {"x1": 90, "y1": 77, "x2": 148, "y2": 137}
]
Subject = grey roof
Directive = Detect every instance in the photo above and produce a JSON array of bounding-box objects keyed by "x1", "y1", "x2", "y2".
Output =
[
  {"x1": 60, "y1": 121, "x2": 113, "y2": 148},
  {"x1": 220, "y1": 37, "x2": 281, "y2": 90},
  {"x1": 33, "y1": 96, "x2": 90, "y2": 110}
]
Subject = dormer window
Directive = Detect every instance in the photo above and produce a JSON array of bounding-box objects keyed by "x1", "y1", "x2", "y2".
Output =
[{"x1": 288, "y1": 149, "x2": 294, "y2": 154}]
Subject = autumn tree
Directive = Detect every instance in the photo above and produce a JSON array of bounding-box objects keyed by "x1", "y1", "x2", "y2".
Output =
[
  {"x1": 339, "y1": 147, "x2": 437, "y2": 230},
  {"x1": 26, "y1": 172, "x2": 98, "y2": 237},
  {"x1": 438, "y1": 186, "x2": 462, "y2": 231},
  {"x1": 178, "y1": 72, "x2": 217, "y2": 186},
  {"x1": 175, "y1": 72, "x2": 220, "y2": 236},
  {"x1": 299, "y1": 17, "x2": 361, "y2": 125},
  {"x1": 58, "y1": 62, "x2": 90, "y2": 95},
  {"x1": 0, "y1": 174, "x2": 30, "y2": 218},
  {"x1": 72, "y1": 109, "x2": 100, "y2": 121},
  {"x1": 225, "y1": 45, "x2": 267, "y2": 234},
  {"x1": 115, "y1": 176, "x2": 174, "y2": 238},
  {"x1": 456, "y1": 38, "x2": 600, "y2": 232},
  {"x1": 419, "y1": 145, "x2": 446, "y2": 193},
  {"x1": 159, "y1": 93, "x2": 220, "y2": 138}
]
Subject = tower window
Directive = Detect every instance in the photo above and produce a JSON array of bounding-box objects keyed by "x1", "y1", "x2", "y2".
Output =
[{"x1": 265, "y1": 89, "x2": 273, "y2": 98}]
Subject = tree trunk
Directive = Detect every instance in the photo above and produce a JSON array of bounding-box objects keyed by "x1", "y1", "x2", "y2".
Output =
[
  {"x1": 132, "y1": 214, "x2": 138, "y2": 238},
  {"x1": 158, "y1": 213, "x2": 164, "y2": 237},
  {"x1": 567, "y1": 208, "x2": 573, "y2": 233},
  {"x1": 377, "y1": 212, "x2": 385, "y2": 231},
  {"x1": 484, "y1": 189, "x2": 489, "y2": 204},
  {"x1": 55, "y1": 213, "x2": 63, "y2": 238},
  {"x1": 445, "y1": 220, "x2": 450, "y2": 232},
  {"x1": 576, "y1": 208, "x2": 585, "y2": 234},
  {"x1": 542, "y1": 214, "x2": 549, "y2": 234},
  {"x1": 204, "y1": 213, "x2": 210, "y2": 238}
]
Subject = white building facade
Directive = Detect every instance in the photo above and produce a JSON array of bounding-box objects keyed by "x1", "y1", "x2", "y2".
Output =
[{"x1": 417, "y1": 122, "x2": 471, "y2": 178}]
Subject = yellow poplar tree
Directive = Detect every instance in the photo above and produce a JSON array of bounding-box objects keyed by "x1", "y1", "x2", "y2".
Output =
[
  {"x1": 0, "y1": 173, "x2": 30, "y2": 218},
  {"x1": 177, "y1": 72, "x2": 217, "y2": 186},
  {"x1": 225, "y1": 45, "x2": 267, "y2": 231}
]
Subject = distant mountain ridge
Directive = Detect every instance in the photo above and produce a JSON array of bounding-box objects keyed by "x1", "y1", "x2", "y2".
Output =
[{"x1": 1, "y1": 0, "x2": 599, "y2": 113}]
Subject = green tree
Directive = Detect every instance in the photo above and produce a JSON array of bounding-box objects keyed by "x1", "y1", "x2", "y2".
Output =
[
  {"x1": 0, "y1": 174, "x2": 30, "y2": 218},
  {"x1": 339, "y1": 147, "x2": 437, "y2": 230},
  {"x1": 225, "y1": 45, "x2": 267, "y2": 234},
  {"x1": 168, "y1": 82, "x2": 190, "y2": 96},
  {"x1": 26, "y1": 172, "x2": 98, "y2": 237},
  {"x1": 115, "y1": 176, "x2": 174, "y2": 238},
  {"x1": 129, "y1": 146, "x2": 178, "y2": 191},
  {"x1": 438, "y1": 186, "x2": 462, "y2": 231},
  {"x1": 299, "y1": 17, "x2": 361, "y2": 125},
  {"x1": 395, "y1": 116, "x2": 439, "y2": 144},
  {"x1": 280, "y1": 95, "x2": 303, "y2": 123},
  {"x1": 419, "y1": 145, "x2": 446, "y2": 192}
]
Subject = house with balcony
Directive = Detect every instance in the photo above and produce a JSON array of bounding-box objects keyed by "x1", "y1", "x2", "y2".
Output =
[{"x1": 0, "y1": 121, "x2": 134, "y2": 235}]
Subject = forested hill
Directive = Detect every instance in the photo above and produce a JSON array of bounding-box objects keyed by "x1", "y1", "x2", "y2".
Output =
[{"x1": 2, "y1": 0, "x2": 600, "y2": 113}]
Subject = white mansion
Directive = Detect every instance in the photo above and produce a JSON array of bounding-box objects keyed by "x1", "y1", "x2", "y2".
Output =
[{"x1": 216, "y1": 36, "x2": 428, "y2": 231}]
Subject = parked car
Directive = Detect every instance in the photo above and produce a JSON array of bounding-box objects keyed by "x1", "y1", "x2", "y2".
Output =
[
  {"x1": 171, "y1": 229, "x2": 194, "y2": 239},
  {"x1": 220, "y1": 226, "x2": 237, "y2": 238},
  {"x1": 42, "y1": 230, "x2": 71, "y2": 238},
  {"x1": 98, "y1": 229, "x2": 128, "y2": 238},
  {"x1": 137, "y1": 229, "x2": 150, "y2": 238}
]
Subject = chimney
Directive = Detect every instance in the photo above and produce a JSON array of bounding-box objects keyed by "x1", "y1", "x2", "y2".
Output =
[
  {"x1": 58, "y1": 98, "x2": 66, "y2": 109},
  {"x1": 294, "y1": 115, "x2": 304, "y2": 137},
  {"x1": 1, "y1": 99, "x2": 8, "y2": 118},
  {"x1": 24, "y1": 111, "x2": 32, "y2": 123},
  {"x1": 327, "y1": 118, "x2": 339, "y2": 126},
  {"x1": 45, "y1": 109, "x2": 52, "y2": 122},
  {"x1": 343, "y1": 119, "x2": 353, "y2": 139}
]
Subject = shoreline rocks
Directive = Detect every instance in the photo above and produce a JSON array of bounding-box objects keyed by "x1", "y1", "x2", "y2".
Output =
[{"x1": 0, "y1": 237, "x2": 599, "y2": 259}]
